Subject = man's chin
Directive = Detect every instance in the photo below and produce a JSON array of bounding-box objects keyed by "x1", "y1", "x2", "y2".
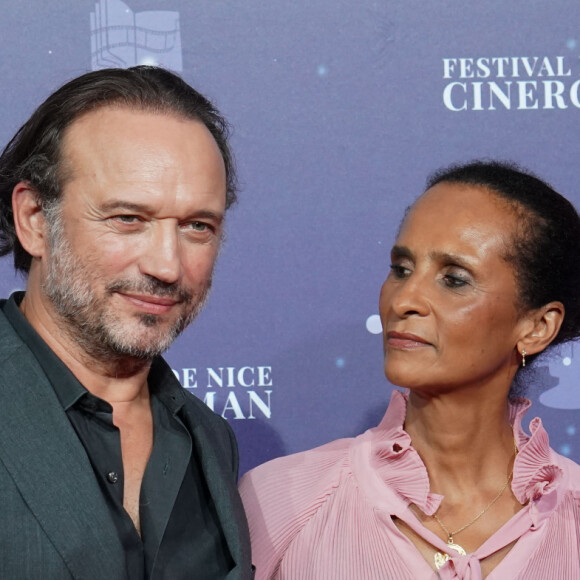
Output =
[
  {"x1": 106, "y1": 336, "x2": 173, "y2": 360},
  {"x1": 106, "y1": 314, "x2": 192, "y2": 358},
  {"x1": 138, "y1": 312, "x2": 166, "y2": 328}
]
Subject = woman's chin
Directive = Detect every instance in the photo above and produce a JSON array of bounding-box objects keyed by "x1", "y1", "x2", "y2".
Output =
[{"x1": 385, "y1": 358, "x2": 425, "y2": 385}]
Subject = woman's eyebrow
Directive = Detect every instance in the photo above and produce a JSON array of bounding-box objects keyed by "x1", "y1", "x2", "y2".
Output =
[
  {"x1": 391, "y1": 244, "x2": 413, "y2": 260},
  {"x1": 429, "y1": 250, "x2": 474, "y2": 270}
]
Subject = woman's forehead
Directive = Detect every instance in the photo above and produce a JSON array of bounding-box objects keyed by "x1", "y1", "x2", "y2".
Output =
[
  {"x1": 406, "y1": 182, "x2": 516, "y2": 225},
  {"x1": 397, "y1": 182, "x2": 518, "y2": 253}
]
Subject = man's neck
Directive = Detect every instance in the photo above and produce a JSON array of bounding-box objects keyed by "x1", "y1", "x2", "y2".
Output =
[{"x1": 19, "y1": 289, "x2": 152, "y2": 404}]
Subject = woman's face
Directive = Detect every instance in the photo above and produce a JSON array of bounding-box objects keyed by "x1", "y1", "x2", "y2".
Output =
[{"x1": 379, "y1": 182, "x2": 530, "y2": 396}]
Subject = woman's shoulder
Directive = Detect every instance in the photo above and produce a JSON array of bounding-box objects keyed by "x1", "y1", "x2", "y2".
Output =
[
  {"x1": 241, "y1": 390, "x2": 408, "y2": 493},
  {"x1": 552, "y1": 450, "x2": 580, "y2": 493},
  {"x1": 240, "y1": 434, "x2": 355, "y2": 501},
  {"x1": 238, "y1": 435, "x2": 358, "y2": 577}
]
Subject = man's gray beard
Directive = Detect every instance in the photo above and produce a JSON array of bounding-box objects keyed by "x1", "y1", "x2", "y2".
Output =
[{"x1": 41, "y1": 205, "x2": 210, "y2": 363}]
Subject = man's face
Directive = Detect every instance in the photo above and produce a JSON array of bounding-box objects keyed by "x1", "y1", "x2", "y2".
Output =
[{"x1": 40, "y1": 106, "x2": 226, "y2": 361}]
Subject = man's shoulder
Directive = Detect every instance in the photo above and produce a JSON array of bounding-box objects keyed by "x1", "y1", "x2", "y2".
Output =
[{"x1": 0, "y1": 302, "x2": 26, "y2": 361}]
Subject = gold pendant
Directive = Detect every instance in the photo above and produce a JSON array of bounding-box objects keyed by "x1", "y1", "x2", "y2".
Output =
[{"x1": 434, "y1": 542, "x2": 467, "y2": 570}]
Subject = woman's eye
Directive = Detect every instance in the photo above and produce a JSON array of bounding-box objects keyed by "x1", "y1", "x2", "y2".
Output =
[
  {"x1": 443, "y1": 274, "x2": 469, "y2": 288},
  {"x1": 389, "y1": 264, "x2": 411, "y2": 279}
]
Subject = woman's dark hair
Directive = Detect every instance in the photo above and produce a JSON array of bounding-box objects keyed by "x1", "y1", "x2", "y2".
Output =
[
  {"x1": 427, "y1": 160, "x2": 580, "y2": 362},
  {"x1": 0, "y1": 66, "x2": 237, "y2": 274}
]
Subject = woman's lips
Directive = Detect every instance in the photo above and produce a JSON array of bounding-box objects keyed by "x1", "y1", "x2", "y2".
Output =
[{"x1": 386, "y1": 331, "x2": 431, "y2": 349}]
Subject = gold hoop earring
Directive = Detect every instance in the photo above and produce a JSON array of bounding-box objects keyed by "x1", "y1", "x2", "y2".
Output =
[{"x1": 521, "y1": 349, "x2": 526, "y2": 368}]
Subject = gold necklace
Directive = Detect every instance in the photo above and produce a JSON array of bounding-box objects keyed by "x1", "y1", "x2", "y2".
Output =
[{"x1": 432, "y1": 440, "x2": 517, "y2": 570}]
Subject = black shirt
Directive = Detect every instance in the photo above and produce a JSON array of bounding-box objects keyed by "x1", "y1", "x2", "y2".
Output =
[{"x1": 3, "y1": 293, "x2": 233, "y2": 579}]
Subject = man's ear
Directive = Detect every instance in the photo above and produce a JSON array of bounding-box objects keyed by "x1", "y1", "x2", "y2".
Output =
[
  {"x1": 12, "y1": 182, "x2": 47, "y2": 259},
  {"x1": 518, "y1": 302, "x2": 565, "y2": 358}
]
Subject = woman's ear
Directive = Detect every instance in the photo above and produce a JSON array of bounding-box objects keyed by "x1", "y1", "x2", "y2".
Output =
[
  {"x1": 12, "y1": 182, "x2": 47, "y2": 259},
  {"x1": 518, "y1": 302, "x2": 565, "y2": 357}
]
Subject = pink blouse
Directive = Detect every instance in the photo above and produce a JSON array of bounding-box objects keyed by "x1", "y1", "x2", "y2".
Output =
[{"x1": 239, "y1": 390, "x2": 580, "y2": 579}]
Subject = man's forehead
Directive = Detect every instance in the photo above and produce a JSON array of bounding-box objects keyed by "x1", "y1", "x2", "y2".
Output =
[
  {"x1": 59, "y1": 106, "x2": 222, "y2": 179},
  {"x1": 62, "y1": 105, "x2": 207, "y2": 147},
  {"x1": 55, "y1": 105, "x2": 227, "y2": 214}
]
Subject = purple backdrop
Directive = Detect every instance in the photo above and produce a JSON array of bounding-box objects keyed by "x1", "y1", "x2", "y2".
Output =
[{"x1": 0, "y1": 0, "x2": 578, "y2": 475}]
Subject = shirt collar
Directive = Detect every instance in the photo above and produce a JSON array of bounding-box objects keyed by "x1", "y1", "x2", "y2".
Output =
[
  {"x1": 367, "y1": 390, "x2": 443, "y2": 514},
  {"x1": 148, "y1": 357, "x2": 187, "y2": 415}
]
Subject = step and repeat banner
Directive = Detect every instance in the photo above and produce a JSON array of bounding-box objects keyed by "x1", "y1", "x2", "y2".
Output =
[{"x1": 0, "y1": 0, "x2": 578, "y2": 474}]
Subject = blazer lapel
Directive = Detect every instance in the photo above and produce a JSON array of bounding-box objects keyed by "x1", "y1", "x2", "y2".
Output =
[
  {"x1": 187, "y1": 417, "x2": 253, "y2": 580},
  {"x1": 0, "y1": 335, "x2": 127, "y2": 579}
]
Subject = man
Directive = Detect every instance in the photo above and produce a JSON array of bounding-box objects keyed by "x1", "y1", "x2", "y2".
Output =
[{"x1": 0, "y1": 67, "x2": 252, "y2": 579}]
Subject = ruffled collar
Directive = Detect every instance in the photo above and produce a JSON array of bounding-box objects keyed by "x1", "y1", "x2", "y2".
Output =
[
  {"x1": 367, "y1": 390, "x2": 443, "y2": 514},
  {"x1": 509, "y1": 398, "x2": 563, "y2": 505},
  {"x1": 364, "y1": 390, "x2": 563, "y2": 514}
]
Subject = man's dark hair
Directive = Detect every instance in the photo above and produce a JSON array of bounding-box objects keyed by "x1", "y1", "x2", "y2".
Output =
[
  {"x1": 0, "y1": 66, "x2": 237, "y2": 274},
  {"x1": 427, "y1": 160, "x2": 580, "y2": 362}
]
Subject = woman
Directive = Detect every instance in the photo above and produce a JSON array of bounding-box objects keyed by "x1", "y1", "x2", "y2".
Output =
[{"x1": 239, "y1": 161, "x2": 580, "y2": 579}]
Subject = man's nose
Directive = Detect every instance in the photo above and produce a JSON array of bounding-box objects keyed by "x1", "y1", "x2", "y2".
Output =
[{"x1": 139, "y1": 222, "x2": 181, "y2": 284}]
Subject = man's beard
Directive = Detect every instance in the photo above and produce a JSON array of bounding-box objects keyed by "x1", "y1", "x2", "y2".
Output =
[{"x1": 41, "y1": 206, "x2": 211, "y2": 363}]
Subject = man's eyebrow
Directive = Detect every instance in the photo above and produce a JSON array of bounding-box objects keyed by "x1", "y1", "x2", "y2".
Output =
[
  {"x1": 99, "y1": 200, "x2": 224, "y2": 223},
  {"x1": 99, "y1": 200, "x2": 152, "y2": 213},
  {"x1": 190, "y1": 210, "x2": 224, "y2": 224}
]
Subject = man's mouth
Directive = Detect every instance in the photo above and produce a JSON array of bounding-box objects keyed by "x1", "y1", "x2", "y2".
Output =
[{"x1": 117, "y1": 292, "x2": 180, "y2": 315}]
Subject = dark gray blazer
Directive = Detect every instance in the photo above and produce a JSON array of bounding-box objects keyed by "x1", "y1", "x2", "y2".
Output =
[{"x1": 0, "y1": 306, "x2": 253, "y2": 579}]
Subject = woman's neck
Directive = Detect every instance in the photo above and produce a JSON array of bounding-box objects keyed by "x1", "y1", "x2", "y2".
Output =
[{"x1": 404, "y1": 389, "x2": 516, "y2": 499}]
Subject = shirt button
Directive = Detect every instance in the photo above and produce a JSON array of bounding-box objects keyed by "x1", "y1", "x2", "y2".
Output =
[{"x1": 107, "y1": 471, "x2": 119, "y2": 484}]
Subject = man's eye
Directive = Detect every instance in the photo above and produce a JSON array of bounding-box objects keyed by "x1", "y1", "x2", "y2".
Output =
[
  {"x1": 187, "y1": 221, "x2": 209, "y2": 232},
  {"x1": 115, "y1": 215, "x2": 140, "y2": 224}
]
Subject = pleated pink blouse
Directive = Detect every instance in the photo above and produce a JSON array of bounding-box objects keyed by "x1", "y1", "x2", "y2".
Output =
[{"x1": 239, "y1": 390, "x2": 580, "y2": 579}]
